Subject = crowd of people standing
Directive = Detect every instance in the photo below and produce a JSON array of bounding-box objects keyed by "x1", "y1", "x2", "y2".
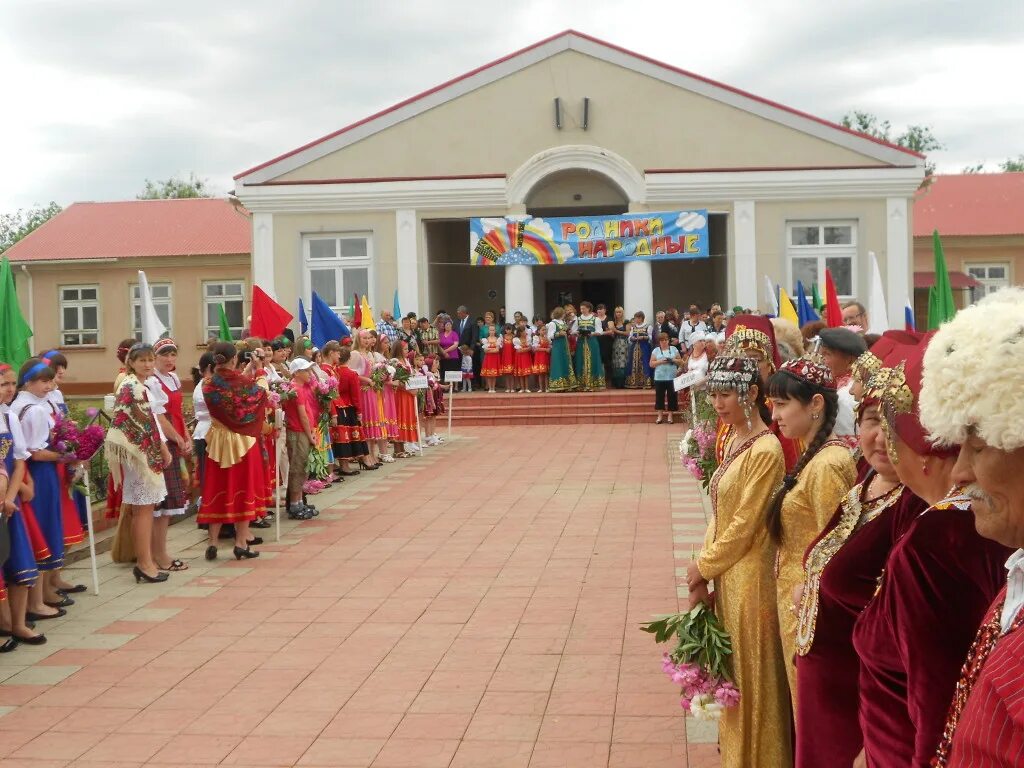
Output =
[{"x1": 683, "y1": 289, "x2": 1024, "y2": 767}]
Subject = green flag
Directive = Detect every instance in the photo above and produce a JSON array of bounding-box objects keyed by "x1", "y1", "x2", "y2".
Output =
[
  {"x1": 811, "y1": 282, "x2": 824, "y2": 312},
  {"x1": 217, "y1": 303, "x2": 233, "y2": 341},
  {"x1": 927, "y1": 229, "x2": 957, "y2": 330},
  {"x1": 0, "y1": 255, "x2": 33, "y2": 368}
]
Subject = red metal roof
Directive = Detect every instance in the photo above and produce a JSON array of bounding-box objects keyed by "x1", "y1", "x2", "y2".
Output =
[
  {"x1": 235, "y1": 29, "x2": 921, "y2": 181},
  {"x1": 913, "y1": 271, "x2": 982, "y2": 290},
  {"x1": 914, "y1": 173, "x2": 1024, "y2": 237},
  {"x1": 3, "y1": 198, "x2": 251, "y2": 262}
]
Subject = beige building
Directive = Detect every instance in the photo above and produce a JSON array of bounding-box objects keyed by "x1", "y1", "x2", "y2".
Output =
[
  {"x1": 4, "y1": 198, "x2": 251, "y2": 393},
  {"x1": 912, "y1": 172, "x2": 1024, "y2": 322},
  {"x1": 235, "y1": 31, "x2": 924, "y2": 325}
]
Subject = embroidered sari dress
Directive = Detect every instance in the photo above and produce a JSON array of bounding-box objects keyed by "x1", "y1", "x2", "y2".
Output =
[
  {"x1": 197, "y1": 368, "x2": 269, "y2": 525},
  {"x1": 481, "y1": 338, "x2": 502, "y2": 378},
  {"x1": 775, "y1": 441, "x2": 856, "y2": 712},
  {"x1": 794, "y1": 480, "x2": 926, "y2": 768},
  {"x1": 851, "y1": 491, "x2": 1011, "y2": 768},
  {"x1": 573, "y1": 315, "x2": 605, "y2": 391},
  {"x1": 547, "y1": 321, "x2": 577, "y2": 392},
  {"x1": 625, "y1": 324, "x2": 652, "y2": 389},
  {"x1": 394, "y1": 362, "x2": 419, "y2": 444},
  {"x1": 611, "y1": 322, "x2": 628, "y2": 385},
  {"x1": 698, "y1": 432, "x2": 790, "y2": 768},
  {"x1": 12, "y1": 392, "x2": 66, "y2": 571},
  {"x1": 1, "y1": 409, "x2": 40, "y2": 587}
]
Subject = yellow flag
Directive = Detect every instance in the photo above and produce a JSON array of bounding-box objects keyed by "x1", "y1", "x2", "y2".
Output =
[
  {"x1": 360, "y1": 295, "x2": 376, "y2": 331},
  {"x1": 778, "y1": 287, "x2": 800, "y2": 325}
]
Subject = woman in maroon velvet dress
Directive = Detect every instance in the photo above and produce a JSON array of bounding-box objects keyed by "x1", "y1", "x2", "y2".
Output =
[
  {"x1": 850, "y1": 333, "x2": 1010, "y2": 768},
  {"x1": 793, "y1": 369, "x2": 926, "y2": 768}
]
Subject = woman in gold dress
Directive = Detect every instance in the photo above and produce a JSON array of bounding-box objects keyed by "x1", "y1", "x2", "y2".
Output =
[
  {"x1": 765, "y1": 357, "x2": 857, "y2": 712},
  {"x1": 686, "y1": 356, "x2": 791, "y2": 767}
]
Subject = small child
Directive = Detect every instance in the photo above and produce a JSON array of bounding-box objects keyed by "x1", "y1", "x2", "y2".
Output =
[
  {"x1": 459, "y1": 344, "x2": 473, "y2": 393},
  {"x1": 481, "y1": 325, "x2": 501, "y2": 393},
  {"x1": 421, "y1": 355, "x2": 446, "y2": 446},
  {"x1": 512, "y1": 327, "x2": 534, "y2": 393},
  {"x1": 499, "y1": 324, "x2": 515, "y2": 392},
  {"x1": 532, "y1": 324, "x2": 551, "y2": 392}
]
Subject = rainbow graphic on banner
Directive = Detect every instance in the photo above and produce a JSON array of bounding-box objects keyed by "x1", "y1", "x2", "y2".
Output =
[{"x1": 469, "y1": 211, "x2": 709, "y2": 266}]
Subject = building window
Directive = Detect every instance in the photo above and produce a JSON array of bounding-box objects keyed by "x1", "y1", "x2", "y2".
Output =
[
  {"x1": 787, "y1": 221, "x2": 857, "y2": 298},
  {"x1": 59, "y1": 285, "x2": 100, "y2": 346},
  {"x1": 967, "y1": 263, "x2": 1009, "y2": 303},
  {"x1": 203, "y1": 281, "x2": 246, "y2": 341},
  {"x1": 130, "y1": 283, "x2": 172, "y2": 341},
  {"x1": 303, "y1": 234, "x2": 373, "y2": 316}
]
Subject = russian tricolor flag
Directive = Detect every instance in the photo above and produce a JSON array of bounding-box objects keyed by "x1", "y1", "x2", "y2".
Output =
[{"x1": 904, "y1": 298, "x2": 916, "y2": 331}]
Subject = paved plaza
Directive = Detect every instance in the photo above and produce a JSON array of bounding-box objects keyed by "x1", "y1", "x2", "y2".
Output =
[{"x1": 0, "y1": 426, "x2": 719, "y2": 767}]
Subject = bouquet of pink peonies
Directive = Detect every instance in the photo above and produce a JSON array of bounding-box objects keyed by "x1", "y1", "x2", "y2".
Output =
[
  {"x1": 270, "y1": 379, "x2": 297, "y2": 403},
  {"x1": 75, "y1": 423, "x2": 106, "y2": 461},
  {"x1": 641, "y1": 603, "x2": 739, "y2": 720},
  {"x1": 313, "y1": 375, "x2": 339, "y2": 407}
]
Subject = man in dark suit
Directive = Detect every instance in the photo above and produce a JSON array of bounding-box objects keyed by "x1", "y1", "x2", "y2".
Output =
[{"x1": 455, "y1": 305, "x2": 477, "y2": 389}]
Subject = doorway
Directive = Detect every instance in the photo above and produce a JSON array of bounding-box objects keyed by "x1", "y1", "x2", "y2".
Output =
[{"x1": 545, "y1": 278, "x2": 620, "y2": 315}]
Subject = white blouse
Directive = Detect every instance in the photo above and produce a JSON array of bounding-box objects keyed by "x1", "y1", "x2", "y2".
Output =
[
  {"x1": 0, "y1": 403, "x2": 31, "y2": 460},
  {"x1": 10, "y1": 391, "x2": 53, "y2": 452},
  {"x1": 145, "y1": 376, "x2": 169, "y2": 417},
  {"x1": 192, "y1": 381, "x2": 211, "y2": 441}
]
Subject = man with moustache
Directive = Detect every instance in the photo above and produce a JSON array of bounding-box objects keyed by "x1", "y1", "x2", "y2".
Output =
[{"x1": 919, "y1": 287, "x2": 1024, "y2": 767}]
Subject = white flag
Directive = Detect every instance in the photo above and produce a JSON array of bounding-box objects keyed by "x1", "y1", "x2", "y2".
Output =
[
  {"x1": 763, "y1": 275, "x2": 779, "y2": 316},
  {"x1": 138, "y1": 270, "x2": 166, "y2": 343},
  {"x1": 867, "y1": 252, "x2": 890, "y2": 333}
]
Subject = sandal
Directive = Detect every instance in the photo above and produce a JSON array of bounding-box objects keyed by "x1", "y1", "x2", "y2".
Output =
[{"x1": 159, "y1": 560, "x2": 189, "y2": 572}]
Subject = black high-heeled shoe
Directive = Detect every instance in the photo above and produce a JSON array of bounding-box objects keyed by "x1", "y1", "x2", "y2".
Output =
[
  {"x1": 358, "y1": 459, "x2": 380, "y2": 471},
  {"x1": 233, "y1": 546, "x2": 259, "y2": 560},
  {"x1": 247, "y1": 537, "x2": 263, "y2": 546},
  {"x1": 205, "y1": 545, "x2": 218, "y2": 561},
  {"x1": 132, "y1": 566, "x2": 169, "y2": 584}
]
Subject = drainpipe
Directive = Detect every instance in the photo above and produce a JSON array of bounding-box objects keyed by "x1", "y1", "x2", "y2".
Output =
[{"x1": 19, "y1": 264, "x2": 35, "y2": 354}]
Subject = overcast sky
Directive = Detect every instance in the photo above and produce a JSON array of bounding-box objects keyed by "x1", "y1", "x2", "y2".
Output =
[{"x1": 1, "y1": 0, "x2": 1021, "y2": 211}]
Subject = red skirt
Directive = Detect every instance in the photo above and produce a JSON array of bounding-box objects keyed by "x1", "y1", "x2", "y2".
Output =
[
  {"x1": 104, "y1": 472, "x2": 123, "y2": 520},
  {"x1": 264, "y1": 431, "x2": 278, "y2": 506},
  {"x1": 56, "y1": 463, "x2": 85, "y2": 547},
  {"x1": 198, "y1": 439, "x2": 268, "y2": 525},
  {"x1": 499, "y1": 343, "x2": 515, "y2": 374},
  {"x1": 19, "y1": 501, "x2": 54, "y2": 563},
  {"x1": 482, "y1": 351, "x2": 501, "y2": 378},
  {"x1": 513, "y1": 350, "x2": 534, "y2": 377},
  {"x1": 395, "y1": 388, "x2": 419, "y2": 443},
  {"x1": 533, "y1": 349, "x2": 550, "y2": 373}
]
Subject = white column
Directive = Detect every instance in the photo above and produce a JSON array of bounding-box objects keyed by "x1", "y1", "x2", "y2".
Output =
[
  {"x1": 395, "y1": 209, "x2": 419, "y2": 317},
  {"x1": 886, "y1": 197, "x2": 910, "y2": 329},
  {"x1": 252, "y1": 212, "x2": 275, "y2": 295},
  {"x1": 623, "y1": 260, "x2": 653, "y2": 320},
  {"x1": 504, "y1": 264, "x2": 534, "y2": 321},
  {"x1": 732, "y1": 200, "x2": 757, "y2": 310}
]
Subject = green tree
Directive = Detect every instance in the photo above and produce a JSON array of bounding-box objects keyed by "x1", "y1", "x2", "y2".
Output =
[
  {"x1": 962, "y1": 163, "x2": 986, "y2": 174},
  {"x1": 0, "y1": 201, "x2": 63, "y2": 253},
  {"x1": 999, "y1": 155, "x2": 1024, "y2": 172},
  {"x1": 137, "y1": 172, "x2": 212, "y2": 199},
  {"x1": 841, "y1": 111, "x2": 944, "y2": 175}
]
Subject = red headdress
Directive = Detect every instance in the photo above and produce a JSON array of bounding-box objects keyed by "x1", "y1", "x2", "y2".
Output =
[
  {"x1": 777, "y1": 356, "x2": 836, "y2": 390},
  {"x1": 724, "y1": 314, "x2": 781, "y2": 372}
]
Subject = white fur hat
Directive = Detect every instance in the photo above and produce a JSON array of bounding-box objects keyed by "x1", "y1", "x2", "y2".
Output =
[{"x1": 920, "y1": 287, "x2": 1024, "y2": 451}]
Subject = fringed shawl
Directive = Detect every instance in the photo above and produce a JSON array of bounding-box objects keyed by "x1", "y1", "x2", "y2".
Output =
[{"x1": 104, "y1": 374, "x2": 165, "y2": 495}]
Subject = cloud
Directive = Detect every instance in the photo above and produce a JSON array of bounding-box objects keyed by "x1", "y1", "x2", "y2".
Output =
[
  {"x1": 677, "y1": 212, "x2": 707, "y2": 232},
  {"x1": 0, "y1": 0, "x2": 1020, "y2": 210}
]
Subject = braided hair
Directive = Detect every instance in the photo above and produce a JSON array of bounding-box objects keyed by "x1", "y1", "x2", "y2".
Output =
[{"x1": 764, "y1": 369, "x2": 839, "y2": 544}]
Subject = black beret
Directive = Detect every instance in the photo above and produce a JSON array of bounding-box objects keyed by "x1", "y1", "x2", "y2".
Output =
[{"x1": 818, "y1": 327, "x2": 867, "y2": 357}]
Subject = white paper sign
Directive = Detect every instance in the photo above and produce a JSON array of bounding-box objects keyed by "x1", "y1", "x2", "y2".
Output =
[
  {"x1": 406, "y1": 375, "x2": 428, "y2": 390},
  {"x1": 444, "y1": 371, "x2": 464, "y2": 383},
  {"x1": 674, "y1": 370, "x2": 706, "y2": 392}
]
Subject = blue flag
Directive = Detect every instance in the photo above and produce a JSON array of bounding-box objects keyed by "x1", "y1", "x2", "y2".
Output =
[
  {"x1": 298, "y1": 297, "x2": 308, "y2": 334},
  {"x1": 393, "y1": 288, "x2": 402, "y2": 321},
  {"x1": 796, "y1": 281, "x2": 820, "y2": 326},
  {"x1": 311, "y1": 291, "x2": 350, "y2": 347}
]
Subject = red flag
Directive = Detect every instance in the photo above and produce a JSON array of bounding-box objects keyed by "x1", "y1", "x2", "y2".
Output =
[
  {"x1": 250, "y1": 285, "x2": 293, "y2": 338},
  {"x1": 353, "y1": 292, "x2": 362, "y2": 328},
  {"x1": 824, "y1": 269, "x2": 843, "y2": 328}
]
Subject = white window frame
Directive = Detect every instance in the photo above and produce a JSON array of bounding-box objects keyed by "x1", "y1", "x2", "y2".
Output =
[
  {"x1": 302, "y1": 233, "x2": 374, "y2": 318},
  {"x1": 786, "y1": 220, "x2": 858, "y2": 300},
  {"x1": 130, "y1": 282, "x2": 173, "y2": 341},
  {"x1": 966, "y1": 262, "x2": 1010, "y2": 303},
  {"x1": 202, "y1": 280, "x2": 247, "y2": 341},
  {"x1": 59, "y1": 284, "x2": 101, "y2": 346}
]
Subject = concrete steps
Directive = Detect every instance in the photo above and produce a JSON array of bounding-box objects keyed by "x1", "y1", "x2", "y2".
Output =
[{"x1": 447, "y1": 388, "x2": 684, "y2": 425}]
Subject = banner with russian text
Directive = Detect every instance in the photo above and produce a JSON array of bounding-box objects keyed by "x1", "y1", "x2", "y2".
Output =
[{"x1": 469, "y1": 210, "x2": 709, "y2": 266}]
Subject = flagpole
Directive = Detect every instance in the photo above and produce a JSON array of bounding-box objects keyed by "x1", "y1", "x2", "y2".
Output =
[
  {"x1": 82, "y1": 467, "x2": 100, "y2": 596},
  {"x1": 275, "y1": 412, "x2": 285, "y2": 543},
  {"x1": 447, "y1": 383, "x2": 454, "y2": 441}
]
